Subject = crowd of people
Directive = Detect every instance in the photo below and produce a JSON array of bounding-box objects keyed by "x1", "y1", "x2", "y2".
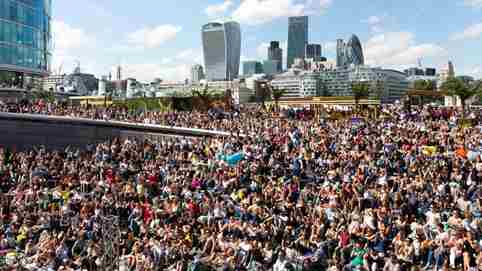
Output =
[{"x1": 0, "y1": 99, "x2": 482, "y2": 270}]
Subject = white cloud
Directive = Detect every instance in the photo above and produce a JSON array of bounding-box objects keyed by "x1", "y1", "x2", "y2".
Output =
[
  {"x1": 176, "y1": 49, "x2": 196, "y2": 60},
  {"x1": 362, "y1": 15, "x2": 384, "y2": 25},
  {"x1": 119, "y1": 48, "x2": 204, "y2": 82},
  {"x1": 51, "y1": 20, "x2": 96, "y2": 75},
  {"x1": 205, "y1": 0, "x2": 233, "y2": 17},
  {"x1": 319, "y1": 0, "x2": 333, "y2": 7},
  {"x1": 361, "y1": 14, "x2": 388, "y2": 33},
  {"x1": 127, "y1": 24, "x2": 182, "y2": 49},
  {"x1": 161, "y1": 58, "x2": 172, "y2": 65},
  {"x1": 324, "y1": 41, "x2": 337, "y2": 53},
  {"x1": 450, "y1": 22, "x2": 482, "y2": 40},
  {"x1": 52, "y1": 20, "x2": 91, "y2": 52},
  {"x1": 175, "y1": 49, "x2": 204, "y2": 65},
  {"x1": 256, "y1": 42, "x2": 270, "y2": 58},
  {"x1": 463, "y1": 0, "x2": 482, "y2": 8},
  {"x1": 472, "y1": 67, "x2": 482, "y2": 79},
  {"x1": 194, "y1": 55, "x2": 203, "y2": 65},
  {"x1": 364, "y1": 32, "x2": 446, "y2": 69},
  {"x1": 121, "y1": 63, "x2": 191, "y2": 82},
  {"x1": 462, "y1": 66, "x2": 482, "y2": 79},
  {"x1": 232, "y1": 0, "x2": 331, "y2": 25}
]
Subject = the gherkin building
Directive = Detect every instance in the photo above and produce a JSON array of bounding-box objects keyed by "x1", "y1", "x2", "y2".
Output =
[{"x1": 345, "y1": 35, "x2": 364, "y2": 66}]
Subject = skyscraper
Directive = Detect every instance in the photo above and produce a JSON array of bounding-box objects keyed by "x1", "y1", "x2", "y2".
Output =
[
  {"x1": 336, "y1": 35, "x2": 364, "y2": 67},
  {"x1": 0, "y1": 0, "x2": 52, "y2": 92},
  {"x1": 345, "y1": 35, "x2": 364, "y2": 66},
  {"x1": 287, "y1": 16, "x2": 308, "y2": 69},
  {"x1": 448, "y1": 61, "x2": 455, "y2": 78},
  {"x1": 262, "y1": 60, "x2": 279, "y2": 75},
  {"x1": 190, "y1": 65, "x2": 205, "y2": 84},
  {"x1": 336, "y1": 39, "x2": 346, "y2": 67},
  {"x1": 305, "y1": 44, "x2": 322, "y2": 61},
  {"x1": 268, "y1": 41, "x2": 283, "y2": 72},
  {"x1": 116, "y1": 65, "x2": 122, "y2": 81},
  {"x1": 242, "y1": 61, "x2": 263, "y2": 76},
  {"x1": 202, "y1": 21, "x2": 241, "y2": 81}
]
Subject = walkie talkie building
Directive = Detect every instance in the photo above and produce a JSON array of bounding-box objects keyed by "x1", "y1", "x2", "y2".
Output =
[{"x1": 202, "y1": 21, "x2": 241, "y2": 81}]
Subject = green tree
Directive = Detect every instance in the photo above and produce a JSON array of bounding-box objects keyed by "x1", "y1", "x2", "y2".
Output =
[
  {"x1": 191, "y1": 85, "x2": 212, "y2": 110},
  {"x1": 191, "y1": 85, "x2": 224, "y2": 111},
  {"x1": 370, "y1": 80, "x2": 384, "y2": 118},
  {"x1": 351, "y1": 81, "x2": 371, "y2": 110},
  {"x1": 441, "y1": 78, "x2": 482, "y2": 118},
  {"x1": 412, "y1": 79, "x2": 437, "y2": 105},
  {"x1": 256, "y1": 83, "x2": 271, "y2": 108},
  {"x1": 271, "y1": 88, "x2": 286, "y2": 112},
  {"x1": 413, "y1": 79, "x2": 436, "y2": 91}
]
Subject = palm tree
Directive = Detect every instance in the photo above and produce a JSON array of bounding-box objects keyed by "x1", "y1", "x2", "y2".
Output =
[
  {"x1": 191, "y1": 85, "x2": 224, "y2": 111},
  {"x1": 441, "y1": 78, "x2": 482, "y2": 118},
  {"x1": 351, "y1": 81, "x2": 371, "y2": 111},
  {"x1": 271, "y1": 88, "x2": 286, "y2": 112},
  {"x1": 191, "y1": 85, "x2": 213, "y2": 111}
]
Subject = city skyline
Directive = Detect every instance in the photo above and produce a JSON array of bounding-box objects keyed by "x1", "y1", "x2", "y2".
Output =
[{"x1": 53, "y1": 0, "x2": 482, "y2": 82}]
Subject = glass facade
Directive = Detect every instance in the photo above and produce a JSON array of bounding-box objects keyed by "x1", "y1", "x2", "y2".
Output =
[
  {"x1": 271, "y1": 71, "x2": 320, "y2": 98},
  {"x1": 337, "y1": 35, "x2": 364, "y2": 67},
  {"x1": 268, "y1": 41, "x2": 282, "y2": 72},
  {"x1": 305, "y1": 44, "x2": 322, "y2": 60},
  {"x1": 202, "y1": 21, "x2": 241, "y2": 81},
  {"x1": 319, "y1": 66, "x2": 409, "y2": 103},
  {"x1": 0, "y1": 0, "x2": 52, "y2": 73},
  {"x1": 242, "y1": 61, "x2": 263, "y2": 76},
  {"x1": 224, "y1": 21, "x2": 241, "y2": 81},
  {"x1": 190, "y1": 64, "x2": 204, "y2": 84},
  {"x1": 345, "y1": 35, "x2": 364, "y2": 66},
  {"x1": 262, "y1": 60, "x2": 278, "y2": 75},
  {"x1": 336, "y1": 39, "x2": 346, "y2": 67},
  {"x1": 287, "y1": 16, "x2": 308, "y2": 69}
]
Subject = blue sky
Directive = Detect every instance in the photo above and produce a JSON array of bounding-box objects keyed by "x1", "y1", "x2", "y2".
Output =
[{"x1": 52, "y1": 0, "x2": 482, "y2": 82}]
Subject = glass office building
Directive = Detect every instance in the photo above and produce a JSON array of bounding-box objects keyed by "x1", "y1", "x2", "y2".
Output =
[
  {"x1": 268, "y1": 41, "x2": 282, "y2": 73},
  {"x1": 287, "y1": 16, "x2": 308, "y2": 69},
  {"x1": 319, "y1": 65, "x2": 409, "y2": 103},
  {"x1": 242, "y1": 61, "x2": 263, "y2": 76},
  {"x1": 262, "y1": 60, "x2": 278, "y2": 75},
  {"x1": 305, "y1": 43, "x2": 322, "y2": 61},
  {"x1": 202, "y1": 21, "x2": 241, "y2": 81},
  {"x1": 337, "y1": 35, "x2": 364, "y2": 67},
  {"x1": 0, "y1": 0, "x2": 52, "y2": 90},
  {"x1": 345, "y1": 35, "x2": 364, "y2": 66}
]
